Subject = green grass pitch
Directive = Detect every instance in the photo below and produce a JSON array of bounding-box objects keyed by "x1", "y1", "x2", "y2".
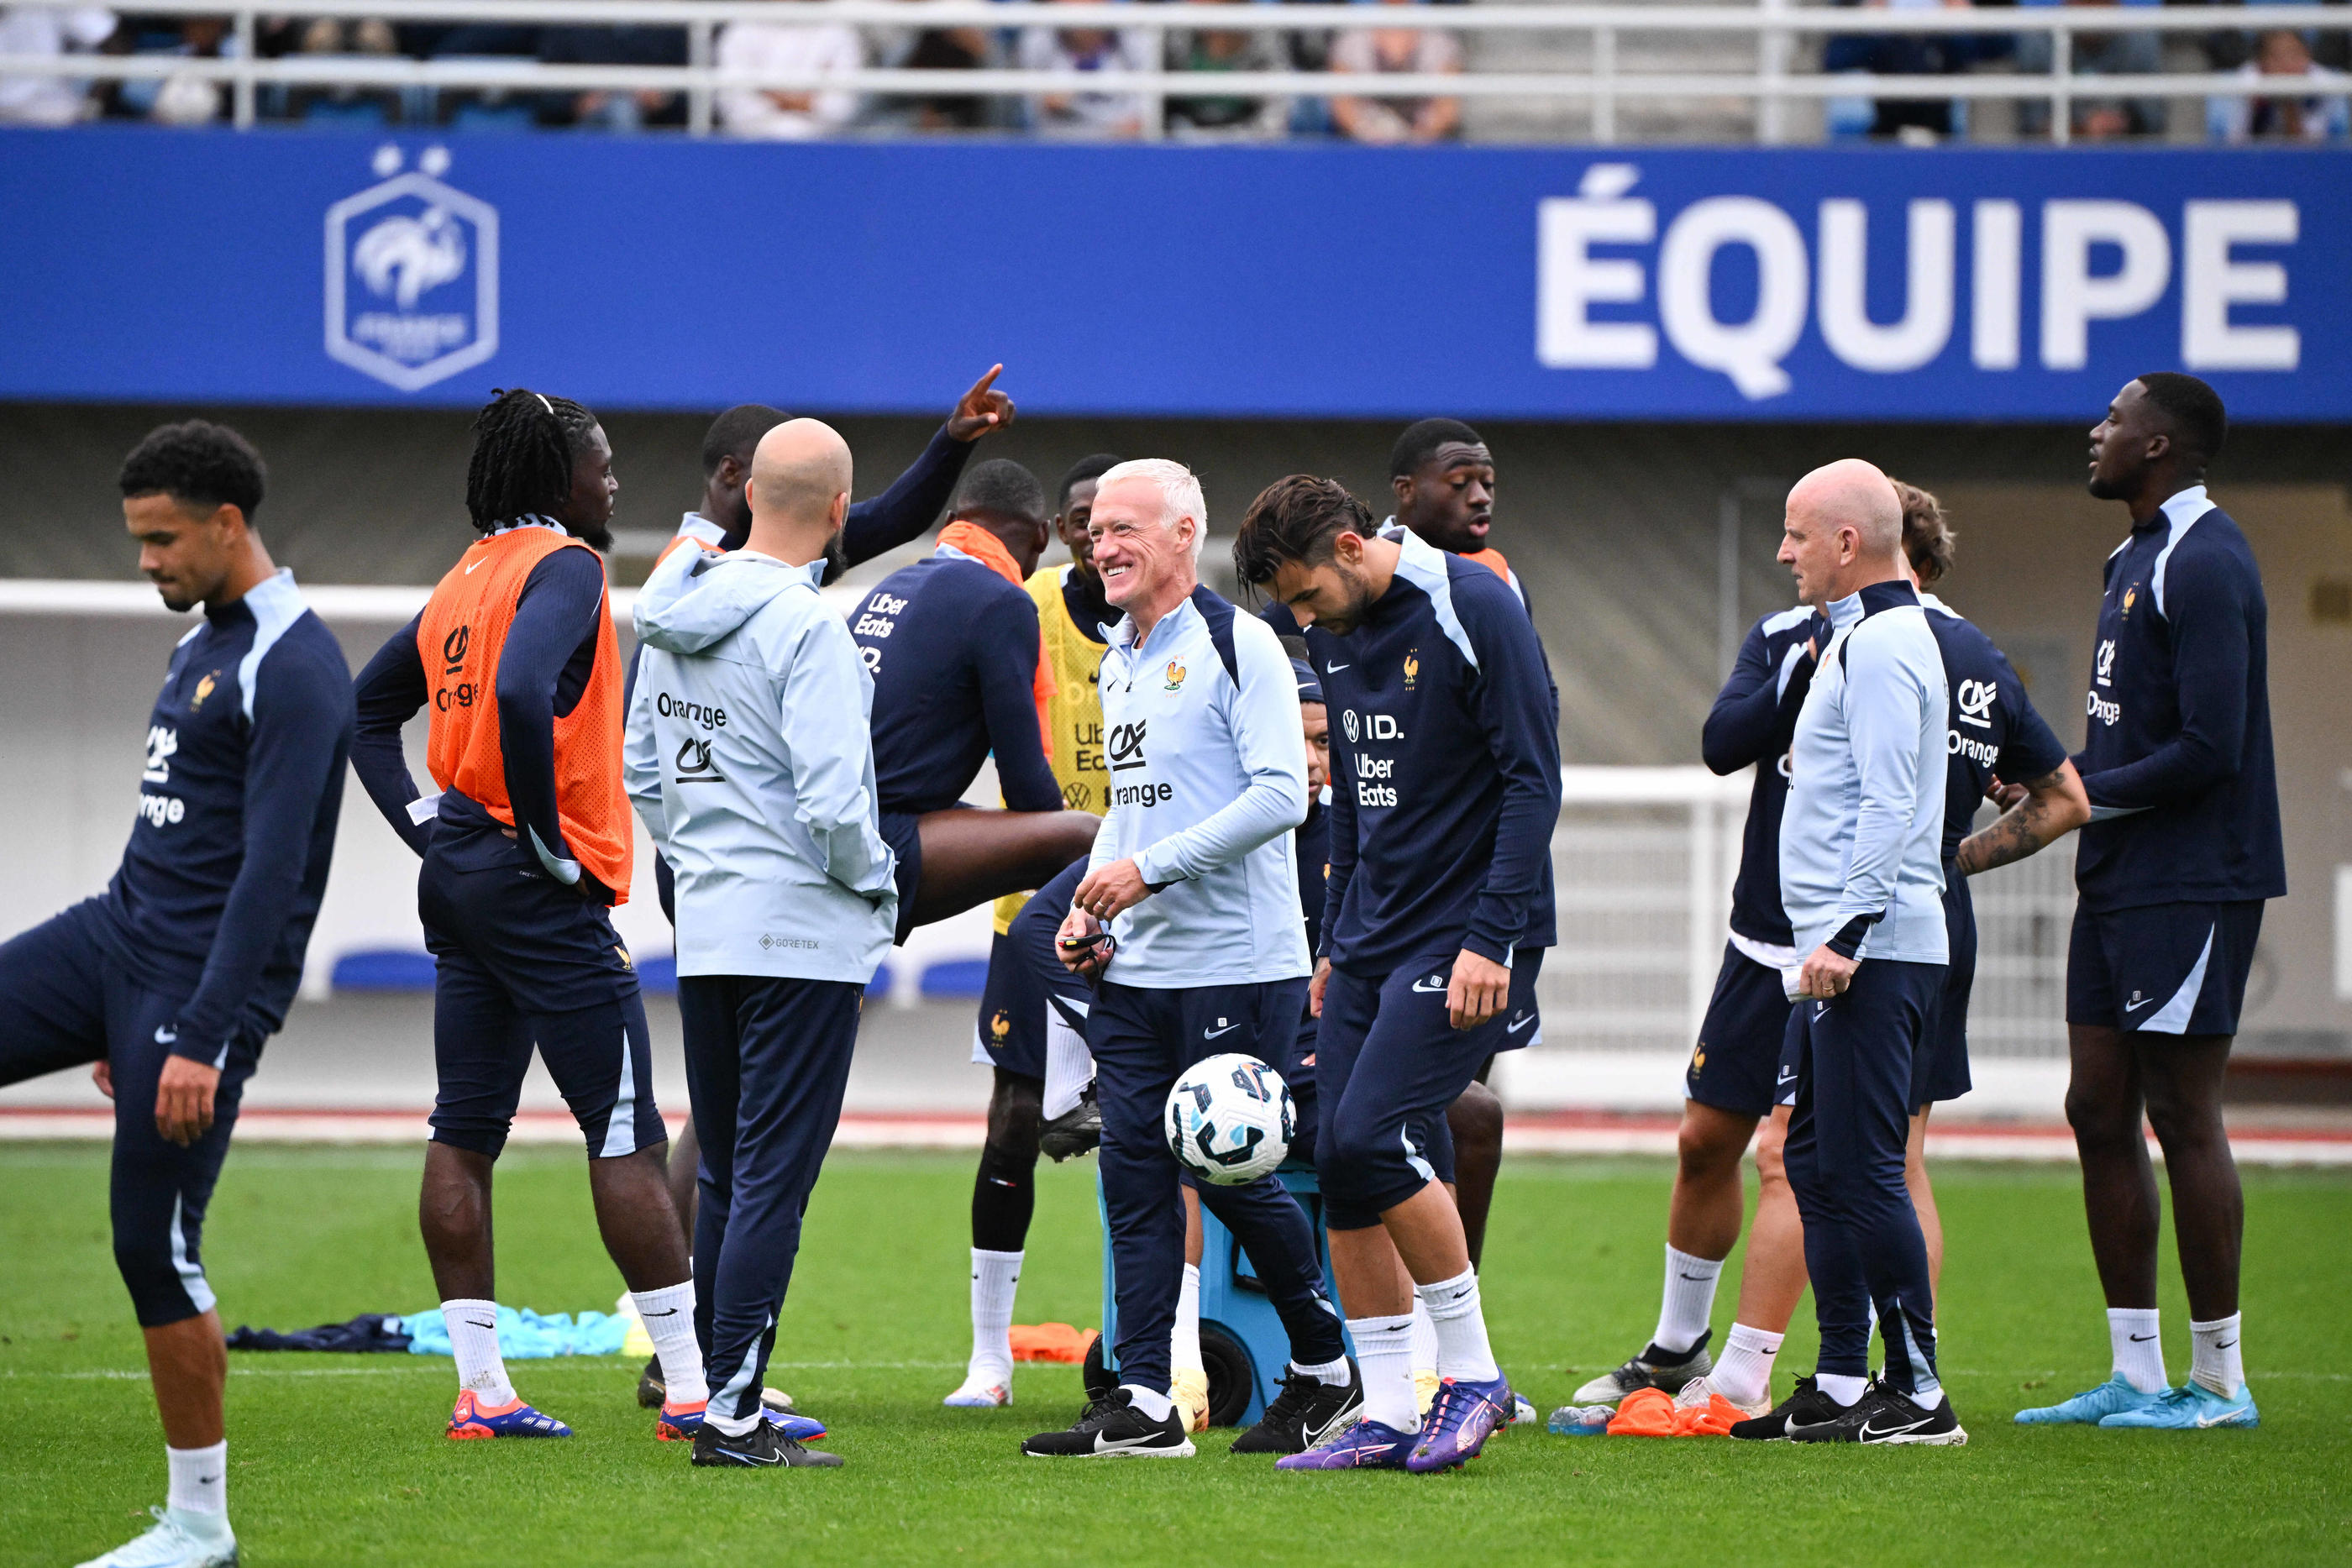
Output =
[{"x1": 2, "y1": 1144, "x2": 2346, "y2": 1566}]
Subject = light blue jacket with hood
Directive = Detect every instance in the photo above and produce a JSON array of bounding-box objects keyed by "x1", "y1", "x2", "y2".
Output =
[{"x1": 624, "y1": 543, "x2": 897, "y2": 984}]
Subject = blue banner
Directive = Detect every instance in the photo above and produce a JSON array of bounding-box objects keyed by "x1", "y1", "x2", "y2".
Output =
[{"x1": 2, "y1": 128, "x2": 2344, "y2": 420}]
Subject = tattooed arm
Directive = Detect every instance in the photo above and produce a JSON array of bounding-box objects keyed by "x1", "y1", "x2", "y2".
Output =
[{"x1": 1956, "y1": 758, "x2": 2091, "y2": 876}]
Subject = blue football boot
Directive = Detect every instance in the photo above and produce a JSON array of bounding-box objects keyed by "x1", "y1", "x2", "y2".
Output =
[
  {"x1": 2098, "y1": 1382, "x2": 2259, "y2": 1430},
  {"x1": 1274, "y1": 1419, "x2": 1417, "y2": 1471},
  {"x1": 1405, "y1": 1375, "x2": 1514, "y2": 1472},
  {"x1": 2014, "y1": 1376, "x2": 2166, "y2": 1426}
]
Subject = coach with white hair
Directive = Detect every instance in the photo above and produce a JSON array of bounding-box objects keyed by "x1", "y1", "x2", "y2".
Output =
[
  {"x1": 1021, "y1": 460, "x2": 1358, "y2": 1460},
  {"x1": 1748, "y1": 457, "x2": 1961, "y2": 1447}
]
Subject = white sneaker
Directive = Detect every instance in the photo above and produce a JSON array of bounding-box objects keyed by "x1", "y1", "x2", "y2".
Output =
[
  {"x1": 76, "y1": 1508, "x2": 237, "y2": 1568},
  {"x1": 760, "y1": 1386, "x2": 795, "y2": 1413},
  {"x1": 943, "y1": 1370, "x2": 1011, "y2": 1408},
  {"x1": 1674, "y1": 1374, "x2": 1772, "y2": 1421}
]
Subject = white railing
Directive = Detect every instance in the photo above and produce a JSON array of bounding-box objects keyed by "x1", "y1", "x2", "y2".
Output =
[
  {"x1": 1540, "y1": 763, "x2": 2072, "y2": 1062},
  {"x1": 3, "y1": 1, "x2": 2341, "y2": 145}
]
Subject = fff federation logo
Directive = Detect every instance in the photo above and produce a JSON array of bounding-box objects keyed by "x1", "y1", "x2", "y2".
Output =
[{"x1": 324, "y1": 144, "x2": 498, "y2": 392}]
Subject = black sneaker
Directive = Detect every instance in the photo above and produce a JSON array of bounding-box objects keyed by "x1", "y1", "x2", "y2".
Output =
[
  {"x1": 1788, "y1": 1381, "x2": 1968, "y2": 1446},
  {"x1": 691, "y1": 1416, "x2": 845, "y2": 1467},
  {"x1": 1728, "y1": 1374, "x2": 1840, "y2": 1441},
  {"x1": 1569, "y1": 1328, "x2": 1713, "y2": 1404},
  {"x1": 636, "y1": 1353, "x2": 666, "y2": 1409},
  {"x1": 1022, "y1": 1388, "x2": 1195, "y2": 1458},
  {"x1": 1231, "y1": 1362, "x2": 1364, "y2": 1455},
  {"x1": 1038, "y1": 1084, "x2": 1102, "y2": 1162}
]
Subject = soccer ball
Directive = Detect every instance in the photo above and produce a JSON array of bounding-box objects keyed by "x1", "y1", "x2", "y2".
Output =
[{"x1": 1165, "y1": 1053, "x2": 1294, "y2": 1185}]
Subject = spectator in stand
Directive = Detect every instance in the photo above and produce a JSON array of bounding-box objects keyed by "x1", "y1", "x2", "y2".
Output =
[
  {"x1": 1821, "y1": 0, "x2": 1996, "y2": 142},
  {"x1": 2208, "y1": 27, "x2": 2349, "y2": 141},
  {"x1": 1017, "y1": 0, "x2": 1152, "y2": 139},
  {"x1": 1165, "y1": 0, "x2": 1290, "y2": 139},
  {"x1": 0, "y1": 5, "x2": 114, "y2": 124},
  {"x1": 717, "y1": 0, "x2": 864, "y2": 139},
  {"x1": 543, "y1": 14, "x2": 688, "y2": 131},
  {"x1": 277, "y1": 17, "x2": 402, "y2": 126},
  {"x1": 872, "y1": 0, "x2": 995, "y2": 134},
  {"x1": 1330, "y1": 0, "x2": 1462, "y2": 144},
  {"x1": 102, "y1": 12, "x2": 234, "y2": 125},
  {"x1": 2015, "y1": 0, "x2": 2166, "y2": 140}
]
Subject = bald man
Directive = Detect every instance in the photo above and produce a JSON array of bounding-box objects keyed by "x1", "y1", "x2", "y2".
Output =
[
  {"x1": 1732, "y1": 459, "x2": 1962, "y2": 1446},
  {"x1": 624, "y1": 418, "x2": 892, "y2": 1469}
]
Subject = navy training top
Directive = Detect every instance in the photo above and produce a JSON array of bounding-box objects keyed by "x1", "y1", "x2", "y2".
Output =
[
  {"x1": 1311, "y1": 532, "x2": 1562, "y2": 974},
  {"x1": 1705, "y1": 605, "x2": 1827, "y2": 949},
  {"x1": 848, "y1": 547, "x2": 1060, "y2": 817},
  {"x1": 2072, "y1": 489, "x2": 2285, "y2": 913},
  {"x1": 1919, "y1": 595, "x2": 2071, "y2": 865},
  {"x1": 98, "y1": 570, "x2": 354, "y2": 1066}
]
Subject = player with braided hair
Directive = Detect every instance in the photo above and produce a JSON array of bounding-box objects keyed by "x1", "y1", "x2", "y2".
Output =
[{"x1": 350, "y1": 388, "x2": 710, "y2": 1445}]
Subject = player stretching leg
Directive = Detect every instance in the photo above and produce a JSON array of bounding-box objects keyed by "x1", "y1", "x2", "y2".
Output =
[
  {"x1": 1022, "y1": 455, "x2": 1126, "y2": 1161},
  {"x1": 350, "y1": 391, "x2": 703, "y2": 1443},
  {"x1": 2018, "y1": 375, "x2": 2282, "y2": 1431},
  {"x1": 0, "y1": 424, "x2": 352, "y2": 1568},
  {"x1": 1024, "y1": 461, "x2": 1354, "y2": 1460},
  {"x1": 950, "y1": 457, "x2": 1123, "y2": 1408},
  {"x1": 627, "y1": 419, "x2": 896, "y2": 1469},
  {"x1": 630, "y1": 369, "x2": 1014, "y2": 1412},
  {"x1": 1236, "y1": 477, "x2": 1561, "y2": 1474}
]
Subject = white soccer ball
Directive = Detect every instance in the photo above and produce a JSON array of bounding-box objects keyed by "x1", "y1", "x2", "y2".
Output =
[{"x1": 1165, "y1": 1052, "x2": 1294, "y2": 1185}]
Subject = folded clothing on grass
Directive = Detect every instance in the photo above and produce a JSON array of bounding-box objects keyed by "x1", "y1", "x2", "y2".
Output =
[{"x1": 229, "y1": 1305, "x2": 631, "y2": 1359}]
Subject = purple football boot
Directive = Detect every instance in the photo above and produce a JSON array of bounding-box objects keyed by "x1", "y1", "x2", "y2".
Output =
[
  {"x1": 1405, "y1": 1376, "x2": 1513, "y2": 1472},
  {"x1": 1273, "y1": 1419, "x2": 1417, "y2": 1471}
]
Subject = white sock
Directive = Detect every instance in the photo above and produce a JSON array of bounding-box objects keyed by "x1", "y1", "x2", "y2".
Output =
[
  {"x1": 1171, "y1": 1263, "x2": 1204, "y2": 1376},
  {"x1": 1408, "y1": 1298, "x2": 1438, "y2": 1376},
  {"x1": 1910, "y1": 1384, "x2": 1945, "y2": 1410},
  {"x1": 1712, "y1": 1322, "x2": 1784, "y2": 1408},
  {"x1": 967, "y1": 1249, "x2": 1022, "y2": 1383},
  {"x1": 1292, "y1": 1353, "x2": 1351, "y2": 1387},
  {"x1": 2190, "y1": 1312, "x2": 2244, "y2": 1397},
  {"x1": 1123, "y1": 1384, "x2": 1174, "y2": 1424},
  {"x1": 2108, "y1": 1306, "x2": 2168, "y2": 1393},
  {"x1": 1652, "y1": 1245, "x2": 1722, "y2": 1356},
  {"x1": 165, "y1": 1441, "x2": 228, "y2": 1524},
  {"x1": 629, "y1": 1281, "x2": 706, "y2": 1406},
  {"x1": 1819, "y1": 1371, "x2": 1867, "y2": 1408},
  {"x1": 441, "y1": 1298, "x2": 517, "y2": 1405},
  {"x1": 1042, "y1": 1008, "x2": 1094, "y2": 1121},
  {"x1": 1415, "y1": 1268, "x2": 1500, "y2": 1383},
  {"x1": 1349, "y1": 1312, "x2": 1416, "y2": 1430}
]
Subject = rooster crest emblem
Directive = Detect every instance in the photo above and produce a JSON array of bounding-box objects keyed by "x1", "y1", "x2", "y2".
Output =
[
  {"x1": 1163, "y1": 659, "x2": 1187, "y2": 691},
  {"x1": 325, "y1": 145, "x2": 499, "y2": 392},
  {"x1": 1402, "y1": 650, "x2": 1420, "y2": 690}
]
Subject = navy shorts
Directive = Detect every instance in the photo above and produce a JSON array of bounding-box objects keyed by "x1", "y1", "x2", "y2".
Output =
[
  {"x1": 1686, "y1": 941, "x2": 1794, "y2": 1118},
  {"x1": 879, "y1": 810, "x2": 923, "y2": 945},
  {"x1": 419, "y1": 850, "x2": 665, "y2": 1161},
  {"x1": 1913, "y1": 874, "x2": 1977, "y2": 1109},
  {"x1": 0, "y1": 899, "x2": 264, "y2": 1326},
  {"x1": 975, "y1": 931, "x2": 1047, "y2": 1080},
  {"x1": 2066, "y1": 899, "x2": 2265, "y2": 1037},
  {"x1": 1315, "y1": 948, "x2": 1544, "y2": 1231}
]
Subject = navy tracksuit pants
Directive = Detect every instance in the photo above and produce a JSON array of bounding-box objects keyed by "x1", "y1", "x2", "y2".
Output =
[
  {"x1": 1782, "y1": 957, "x2": 1946, "y2": 1398},
  {"x1": 1089, "y1": 976, "x2": 1346, "y2": 1396},
  {"x1": 678, "y1": 973, "x2": 863, "y2": 1427}
]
